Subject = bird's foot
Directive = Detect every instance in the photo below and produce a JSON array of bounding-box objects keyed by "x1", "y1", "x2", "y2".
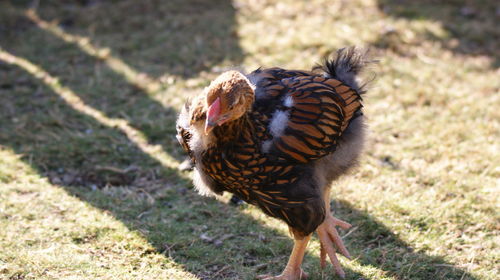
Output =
[
  {"x1": 257, "y1": 268, "x2": 308, "y2": 280},
  {"x1": 316, "y1": 214, "x2": 352, "y2": 278}
]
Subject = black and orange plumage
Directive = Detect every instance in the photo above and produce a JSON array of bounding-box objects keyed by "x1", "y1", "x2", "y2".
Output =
[{"x1": 177, "y1": 47, "x2": 371, "y2": 279}]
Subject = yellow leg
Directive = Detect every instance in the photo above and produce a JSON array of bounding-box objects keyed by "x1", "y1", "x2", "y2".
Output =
[
  {"x1": 316, "y1": 187, "x2": 352, "y2": 278},
  {"x1": 258, "y1": 234, "x2": 311, "y2": 280}
]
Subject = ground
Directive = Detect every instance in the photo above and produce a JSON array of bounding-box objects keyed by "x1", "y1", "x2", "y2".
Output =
[{"x1": 0, "y1": 0, "x2": 498, "y2": 279}]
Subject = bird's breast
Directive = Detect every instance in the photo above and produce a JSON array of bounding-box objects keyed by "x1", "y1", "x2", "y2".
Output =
[{"x1": 200, "y1": 144, "x2": 301, "y2": 202}]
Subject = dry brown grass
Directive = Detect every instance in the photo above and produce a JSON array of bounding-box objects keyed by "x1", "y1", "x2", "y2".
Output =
[{"x1": 0, "y1": 0, "x2": 498, "y2": 279}]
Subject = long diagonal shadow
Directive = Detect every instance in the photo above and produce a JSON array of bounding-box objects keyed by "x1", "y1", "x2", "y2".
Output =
[
  {"x1": 25, "y1": 10, "x2": 165, "y2": 99},
  {"x1": 0, "y1": 47, "x2": 289, "y2": 280},
  {"x1": 0, "y1": 2, "x2": 479, "y2": 279}
]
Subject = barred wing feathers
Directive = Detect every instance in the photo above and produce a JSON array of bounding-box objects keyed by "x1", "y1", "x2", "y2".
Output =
[{"x1": 266, "y1": 75, "x2": 363, "y2": 163}]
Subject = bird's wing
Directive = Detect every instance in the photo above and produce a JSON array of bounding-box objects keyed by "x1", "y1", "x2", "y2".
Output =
[
  {"x1": 265, "y1": 74, "x2": 363, "y2": 163},
  {"x1": 252, "y1": 67, "x2": 313, "y2": 80},
  {"x1": 250, "y1": 67, "x2": 313, "y2": 98}
]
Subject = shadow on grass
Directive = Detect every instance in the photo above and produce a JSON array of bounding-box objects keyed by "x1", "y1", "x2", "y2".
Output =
[
  {"x1": 375, "y1": 0, "x2": 499, "y2": 68},
  {"x1": 0, "y1": 1, "x2": 478, "y2": 279},
  {"x1": 1, "y1": 0, "x2": 246, "y2": 163},
  {"x1": 0, "y1": 53, "x2": 479, "y2": 280},
  {"x1": 14, "y1": 0, "x2": 245, "y2": 78},
  {"x1": 332, "y1": 199, "x2": 477, "y2": 280},
  {"x1": 0, "y1": 52, "x2": 479, "y2": 280}
]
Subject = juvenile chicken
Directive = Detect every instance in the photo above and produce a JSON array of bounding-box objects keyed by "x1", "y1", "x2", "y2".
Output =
[{"x1": 177, "y1": 47, "x2": 370, "y2": 279}]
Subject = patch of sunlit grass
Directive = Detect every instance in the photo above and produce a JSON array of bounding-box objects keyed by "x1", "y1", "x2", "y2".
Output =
[
  {"x1": 0, "y1": 147, "x2": 197, "y2": 280},
  {"x1": 0, "y1": 0, "x2": 498, "y2": 279}
]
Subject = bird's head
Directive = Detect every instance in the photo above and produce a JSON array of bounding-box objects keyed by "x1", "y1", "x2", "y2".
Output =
[{"x1": 204, "y1": 71, "x2": 255, "y2": 134}]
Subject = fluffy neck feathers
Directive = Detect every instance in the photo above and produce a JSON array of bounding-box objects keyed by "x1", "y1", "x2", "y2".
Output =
[{"x1": 211, "y1": 113, "x2": 252, "y2": 146}]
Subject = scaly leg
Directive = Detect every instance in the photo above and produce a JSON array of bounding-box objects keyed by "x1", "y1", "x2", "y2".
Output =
[
  {"x1": 258, "y1": 233, "x2": 311, "y2": 280},
  {"x1": 316, "y1": 187, "x2": 352, "y2": 278}
]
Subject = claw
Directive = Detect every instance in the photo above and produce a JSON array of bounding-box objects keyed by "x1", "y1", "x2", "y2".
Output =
[
  {"x1": 260, "y1": 235, "x2": 311, "y2": 280},
  {"x1": 329, "y1": 226, "x2": 351, "y2": 259},
  {"x1": 257, "y1": 269, "x2": 308, "y2": 280},
  {"x1": 331, "y1": 216, "x2": 352, "y2": 230},
  {"x1": 316, "y1": 215, "x2": 352, "y2": 278},
  {"x1": 320, "y1": 244, "x2": 327, "y2": 269}
]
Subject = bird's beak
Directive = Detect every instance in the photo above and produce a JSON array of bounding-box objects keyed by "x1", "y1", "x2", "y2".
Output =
[
  {"x1": 205, "y1": 97, "x2": 221, "y2": 134},
  {"x1": 204, "y1": 119, "x2": 217, "y2": 134}
]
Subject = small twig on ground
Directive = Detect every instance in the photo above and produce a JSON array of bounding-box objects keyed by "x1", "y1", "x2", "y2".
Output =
[
  {"x1": 342, "y1": 226, "x2": 359, "y2": 239},
  {"x1": 137, "y1": 209, "x2": 152, "y2": 219},
  {"x1": 212, "y1": 265, "x2": 231, "y2": 278},
  {"x1": 95, "y1": 165, "x2": 137, "y2": 174}
]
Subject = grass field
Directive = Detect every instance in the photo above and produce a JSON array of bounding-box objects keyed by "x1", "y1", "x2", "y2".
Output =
[{"x1": 0, "y1": 0, "x2": 498, "y2": 279}]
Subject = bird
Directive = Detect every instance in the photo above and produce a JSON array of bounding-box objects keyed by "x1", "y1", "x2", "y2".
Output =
[
  {"x1": 178, "y1": 158, "x2": 245, "y2": 205},
  {"x1": 176, "y1": 47, "x2": 371, "y2": 279}
]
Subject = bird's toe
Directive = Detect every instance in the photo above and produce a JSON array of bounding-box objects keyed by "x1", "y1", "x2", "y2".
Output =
[
  {"x1": 257, "y1": 268, "x2": 308, "y2": 280},
  {"x1": 316, "y1": 214, "x2": 352, "y2": 278}
]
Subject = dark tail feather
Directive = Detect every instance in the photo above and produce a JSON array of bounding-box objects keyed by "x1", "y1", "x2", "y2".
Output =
[{"x1": 315, "y1": 47, "x2": 374, "y2": 93}]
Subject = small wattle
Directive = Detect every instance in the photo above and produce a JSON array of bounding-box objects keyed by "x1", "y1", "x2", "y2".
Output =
[
  {"x1": 207, "y1": 97, "x2": 221, "y2": 123},
  {"x1": 205, "y1": 97, "x2": 222, "y2": 134}
]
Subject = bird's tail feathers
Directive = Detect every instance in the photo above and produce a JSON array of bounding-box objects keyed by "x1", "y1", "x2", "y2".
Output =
[{"x1": 316, "y1": 47, "x2": 375, "y2": 93}]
